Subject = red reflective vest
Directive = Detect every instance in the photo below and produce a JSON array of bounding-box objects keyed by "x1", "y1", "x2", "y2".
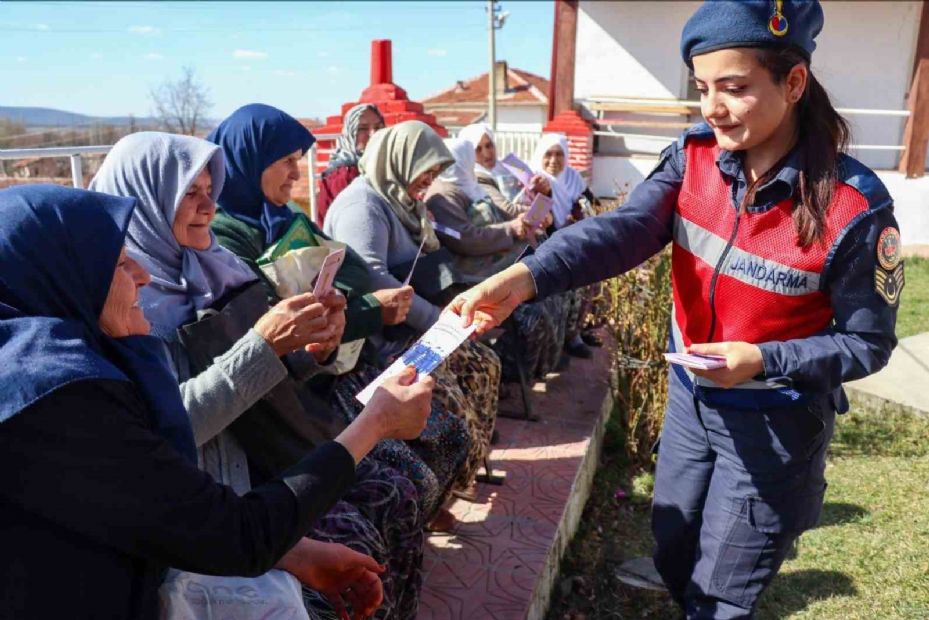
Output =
[{"x1": 671, "y1": 137, "x2": 870, "y2": 401}]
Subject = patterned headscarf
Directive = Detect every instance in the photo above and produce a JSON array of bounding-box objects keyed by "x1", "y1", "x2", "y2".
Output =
[
  {"x1": 358, "y1": 121, "x2": 453, "y2": 252},
  {"x1": 327, "y1": 103, "x2": 385, "y2": 170}
]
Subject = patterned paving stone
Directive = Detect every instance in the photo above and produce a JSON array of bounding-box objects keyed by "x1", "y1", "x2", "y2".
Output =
[{"x1": 417, "y1": 335, "x2": 613, "y2": 620}]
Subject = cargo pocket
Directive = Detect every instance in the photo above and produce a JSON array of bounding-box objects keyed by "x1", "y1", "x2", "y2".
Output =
[{"x1": 710, "y1": 484, "x2": 827, "y2": 606}]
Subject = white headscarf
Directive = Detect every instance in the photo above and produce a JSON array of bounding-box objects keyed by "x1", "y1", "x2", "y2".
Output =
[
  {"x1": 89, "y1": 132, "x2": 257, "y2": 336},
  {"x1": 458, "y1": 122, "x2": 524, "y2": 201},
  {"x1": 530, "y1": 133, "x2": 587, "y2": 228},
  {"x1": 438, "y1": 137, "x2": 487, "y2": 202}
]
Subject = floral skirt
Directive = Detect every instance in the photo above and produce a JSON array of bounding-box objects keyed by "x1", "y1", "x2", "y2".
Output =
[
  {"x1": 304, "y1": 456, "x2": 424, "y2": 620},
  {"x1": 330, "y1": 362, "x2": 469, "y2": 520},
  {"x1": 491, "y1": 295, "x2": 573, "y2": 382},
  {"x1": 432, "y1": 339, "x2": 501, "y2": 491}
]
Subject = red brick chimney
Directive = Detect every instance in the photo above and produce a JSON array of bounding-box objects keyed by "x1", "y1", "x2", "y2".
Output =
[{"x1": 314, "y1": 39, "x2": 447, "y2": 170}]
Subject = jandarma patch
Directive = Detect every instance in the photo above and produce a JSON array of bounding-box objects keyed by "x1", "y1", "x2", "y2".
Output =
[
  {"x1": 875, "y1": 263, "x2": 905, "y2": 306},
  {"x1": 768, "y1": 0, "x2": 789, "y2": 37},
  {"x1": 877, "y1": 226, "x2": 902, "y2": 270}
]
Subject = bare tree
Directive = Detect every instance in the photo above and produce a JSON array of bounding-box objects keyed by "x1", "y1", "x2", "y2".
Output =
[{"x1": 149, "y1": 66, "x2": 213, "y2": 136}]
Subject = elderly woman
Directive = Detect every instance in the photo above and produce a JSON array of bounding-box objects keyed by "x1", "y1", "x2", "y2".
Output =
[
  {"x1": 0, "y1": 184, "x2": 434, "y2": 620},
  {"x1": 324, "y1": 121, "x2": 503, "y2": 506},
  {"x1": 317, "y1": 103, "x2": 386, "y2": 224},
  {"x1": 424, "y1": 138, "x2": 560, "y2": 387},
  {"x1": 530, "y1": 133, "x2": 595, "y2": 230},
  {"x1": 459, "y1": 122, "x2": 551, "y2": 214},
  {"x1": 89, "y1": 132, "x2": 426, "y2": 620},
  {"x1": 206, "y1": 105, "x2": 469, "y2": 527},
  {"x1": 531, "y1": 134, "x2": 600, "y2": 359}
]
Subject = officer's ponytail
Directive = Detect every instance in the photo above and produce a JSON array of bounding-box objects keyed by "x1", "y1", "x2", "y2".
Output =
[{"x1": 756, "y1": 47, "x2": 850, "y2": 247}]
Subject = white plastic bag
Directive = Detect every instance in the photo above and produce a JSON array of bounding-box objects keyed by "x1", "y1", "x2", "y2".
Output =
[{"x1": 159, "y1": 568, "x2": 310, "y2": 620}]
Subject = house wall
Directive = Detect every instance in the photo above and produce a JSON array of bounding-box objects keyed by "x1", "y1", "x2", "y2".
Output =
[
  {"x1": 496, "y1": 106, "x2": 548, "y2": 133},
  {"x1": 576, "y1": 1, "x2": 924, "y2": 170}
]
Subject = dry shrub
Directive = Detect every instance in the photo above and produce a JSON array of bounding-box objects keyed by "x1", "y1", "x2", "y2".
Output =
[{"x1": 595, "y1": 185, "x2": 672, "y2": 471}]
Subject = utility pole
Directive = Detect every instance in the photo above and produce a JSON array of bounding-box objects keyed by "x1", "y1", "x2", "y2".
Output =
[{"x1": 487, "y1": 1, "x2": 508, "y2": 131}]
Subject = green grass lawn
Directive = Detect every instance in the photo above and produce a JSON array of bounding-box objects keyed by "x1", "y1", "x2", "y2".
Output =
[
  {"x1": 546, "y1": 398, "x2": 929, "y2": 619},
  {"x1": 897, "y1": 256, "x2": 929, "y2": 338}
]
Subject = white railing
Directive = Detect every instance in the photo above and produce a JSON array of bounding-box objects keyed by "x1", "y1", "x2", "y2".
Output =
[
  {"x1": 585, "y1": 96, "x2": 911, "y2": 156},
  {"x1": 448, "y1": 128, "x2": 541, "y2": 164},
  {"x1": 4, "y1": 129, "x2": 540, "y2": 225},
  {"x1": 0, "y1": 145, "x2": 112, "y2": 188}
]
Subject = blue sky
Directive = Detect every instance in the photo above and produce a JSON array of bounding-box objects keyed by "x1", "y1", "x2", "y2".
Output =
[{"x1": 1, "y1": 1, "x2": 553, "y2": 120}]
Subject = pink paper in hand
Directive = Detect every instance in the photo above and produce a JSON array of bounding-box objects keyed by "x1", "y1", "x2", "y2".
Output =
[
  {"x1": 525, "y1": 194, "x2": 553, "y2": 228},
  {"x1": 312, "y1": 248, "x2": 346, "y2": 298},
  {"x1": 663, "y1": 352, "x2": 727, "y2": 370},
  {"x1": 501, "y1": 153, "x2": 535, "y2": 188}
]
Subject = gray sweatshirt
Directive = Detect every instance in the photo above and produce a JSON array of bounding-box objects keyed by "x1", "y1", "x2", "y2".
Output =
[
  {"x1": 164, "y1": 329, "x2": 288, "y2": 495},
  {"x1": 324, "y1": 176, "x2": 441, "y2": 332}
]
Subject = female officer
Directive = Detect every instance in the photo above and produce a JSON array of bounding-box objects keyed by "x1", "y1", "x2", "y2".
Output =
[{"x1": 450, "y1": 1, "x2": 902, "y2": 617}]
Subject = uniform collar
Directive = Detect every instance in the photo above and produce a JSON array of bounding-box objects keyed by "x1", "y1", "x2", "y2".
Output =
[{"x1": 715, "y1": 146, "x2": 802, "y2": 212}]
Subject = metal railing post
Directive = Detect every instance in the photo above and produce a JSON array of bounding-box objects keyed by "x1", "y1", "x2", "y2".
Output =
[{"x1": 69, "y1": 154, "x2": 84, "y2": 188}]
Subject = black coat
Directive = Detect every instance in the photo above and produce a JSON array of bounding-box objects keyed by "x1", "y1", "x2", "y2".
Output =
[{"x1": 0, "y1": 379, "x2": 355, "y2": 620}]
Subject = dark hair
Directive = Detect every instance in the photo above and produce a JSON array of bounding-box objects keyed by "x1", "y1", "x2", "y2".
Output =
[{"x1": 750, "y1": 46, "x2": 850, "y2": 247}]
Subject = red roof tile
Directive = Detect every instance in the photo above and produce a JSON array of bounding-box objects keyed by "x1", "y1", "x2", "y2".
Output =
[{"x1": 422, "y1": 66, "x2": 549, "y2": 108}]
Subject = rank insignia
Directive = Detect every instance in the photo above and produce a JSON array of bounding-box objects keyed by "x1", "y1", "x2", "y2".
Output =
[
  {"x1": 768, "y1": 0, "x2": 789, "y2": 37},
  {"x1": 875, "y1": 263, "x2": 904, "y2": 306},
  {"x1": 877, "y1": 226, "x2": 902, "y2": 270}
]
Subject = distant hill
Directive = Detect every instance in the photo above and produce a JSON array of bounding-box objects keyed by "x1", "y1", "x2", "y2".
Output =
[{"x1": 0, "y1": 106, "x2": 159, "y2": 128}]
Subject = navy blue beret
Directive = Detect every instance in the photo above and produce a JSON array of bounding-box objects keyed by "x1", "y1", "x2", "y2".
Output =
[{"x1": 680, "y1": 0, "x2": 824, "y2": 68}]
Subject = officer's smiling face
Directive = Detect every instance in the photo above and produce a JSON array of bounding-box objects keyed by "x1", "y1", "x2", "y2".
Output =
[{"x1": 692, "y1": 48, "x2": 800, "y2": 154}]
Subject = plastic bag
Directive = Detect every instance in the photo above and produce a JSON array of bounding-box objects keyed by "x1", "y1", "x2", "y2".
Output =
[{"x1": 159, "y1": 568, "x2": 310, "y2": 620}]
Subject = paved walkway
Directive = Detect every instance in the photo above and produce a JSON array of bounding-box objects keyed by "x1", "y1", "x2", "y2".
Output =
[
  {"x1": 417, "y1": 338, "x2": 613, "y2": 620},
  {"x1": 846, "y1": 332, "x2": 929, "y2": 414}
]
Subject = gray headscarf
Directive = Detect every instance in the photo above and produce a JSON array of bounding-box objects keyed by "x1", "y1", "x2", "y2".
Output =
[
  {"x1": 327, "y1": 103, "x2": 385, "y2": 170},
  {"x1": 358, "y1": 121, "x2": 453, "y2": 252},
  {"x1": 89, "y1": 131, "x2": 256, "y2": 336}
]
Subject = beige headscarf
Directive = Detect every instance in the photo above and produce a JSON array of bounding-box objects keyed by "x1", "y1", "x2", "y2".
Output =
[{"x1": 358, "y1": 120, "x2": 453, "y2": 252}]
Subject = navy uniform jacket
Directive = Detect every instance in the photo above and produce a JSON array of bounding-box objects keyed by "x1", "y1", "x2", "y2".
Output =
[{"x1": 522, "y1": 124, "x2": 899, "y2": 412}]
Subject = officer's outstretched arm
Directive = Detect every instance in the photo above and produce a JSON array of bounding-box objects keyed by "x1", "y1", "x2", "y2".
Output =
[{"x1": 521, "y1": 149, "x2": 682, "y2": 300}]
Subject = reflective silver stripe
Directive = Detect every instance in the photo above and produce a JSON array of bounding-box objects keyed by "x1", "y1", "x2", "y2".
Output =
[
  {"x1": 670, "y1": 305, "x2": 775, "y2": 390},
  {"x1": 673, "y1": 214, "x2": 821, "y2": 296}
]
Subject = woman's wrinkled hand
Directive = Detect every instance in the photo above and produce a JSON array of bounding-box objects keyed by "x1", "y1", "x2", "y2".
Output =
[
  {"x1": 363, "y1": 366, "x2": 434, "y2": 440},
  {"x1": 687, "y1": 341, "x2": 764, "y2": 389},
  {"x1": 277, "y1": 538, "x2": 385, "y2": 620},
  {"x1": 530, "y1": 174, "x2": 551, "y2": 197},
  {"x1": 254, "y1": 292, "x2": 330, "y2": 357},
  {"x1": 305, "y1": 291, "x2": 347, "y2": 361},
  {"x1": 372, "y1": 286, "x2": 414, "y2": 326}
]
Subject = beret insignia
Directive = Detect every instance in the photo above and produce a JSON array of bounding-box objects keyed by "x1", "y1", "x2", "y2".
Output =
[{"x1": 768, "y1": 0, "x2": 789, "y2": 37}]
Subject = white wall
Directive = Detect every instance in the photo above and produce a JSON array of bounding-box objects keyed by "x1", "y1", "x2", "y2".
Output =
[
  {"x1": 577, "y1": 1, "x2": 923, "y2": 171},
  {"x1": 496, "y1": 106, "x2": 548, "y2": 133},
  {"x1": 576, "y1": 1, "x2": 699, "y2": 100}
]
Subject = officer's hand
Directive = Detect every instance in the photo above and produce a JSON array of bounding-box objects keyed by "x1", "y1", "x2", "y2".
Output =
[
  {"x1": 687, "y1": 341, "x2": 764, "y2": 389},
  {"x1": 447, "y1": 263, "x2": 536, "y2": 336}
]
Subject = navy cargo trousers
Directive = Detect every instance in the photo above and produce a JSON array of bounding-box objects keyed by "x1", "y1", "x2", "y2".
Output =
[{"x1": 651, "y1": 371, "x2": 835, "y2": 619}]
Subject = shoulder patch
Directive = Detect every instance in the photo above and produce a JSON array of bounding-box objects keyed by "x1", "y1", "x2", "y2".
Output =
[
  {"x1": 838, "y1": 154, "x2": 893, "y2": 211},
  {"x1": 877, "y1": 226, "x2": 902, "y2": 270},
  {"x1": 875, "y1": 262, "x2": 904, "y2": 306}
]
